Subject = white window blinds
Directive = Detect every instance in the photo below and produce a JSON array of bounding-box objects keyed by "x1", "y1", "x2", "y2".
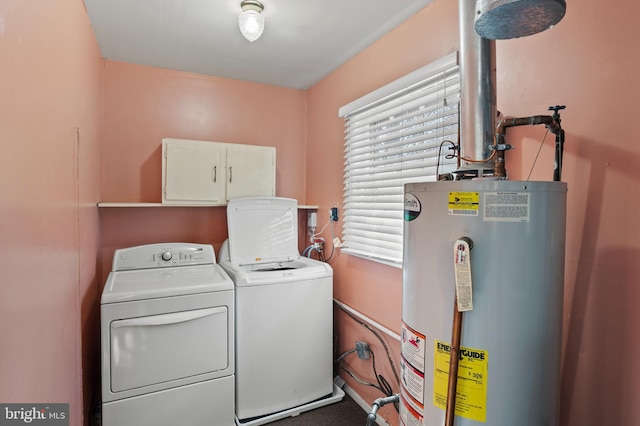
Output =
[{"x1": 339, "y1": 52, "x2": 460, "y2": 266}]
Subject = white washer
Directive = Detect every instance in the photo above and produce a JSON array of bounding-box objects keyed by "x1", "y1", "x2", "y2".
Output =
[
  {"x1": 219, "y1": 197, "x2": 340, "y2": 425},
  {"x1": 101, "y1": 243, "x2": 235, "y2": 426}
]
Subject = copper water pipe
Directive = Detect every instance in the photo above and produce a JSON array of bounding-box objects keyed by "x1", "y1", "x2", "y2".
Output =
[
  {"x1": 493, "y1": 115, "x2": 561, "y2": 177},
  {"x1": 497, "y1": 115, "x2": 560, "y2": 133},
  {"x1": 445, "y1": 237, "x2": 474, "y2": 426},
  {"x1": 444, "y1": 298, "x2": 463, "y2": 426}
]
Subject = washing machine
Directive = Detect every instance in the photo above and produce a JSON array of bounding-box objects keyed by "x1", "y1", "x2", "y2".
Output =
[
  {"x1": 218, "y1": 197, "x2": 341, "y2": 425},
  {"x1": 100, "y1": 243, "x2": 235, "y2": 426}
]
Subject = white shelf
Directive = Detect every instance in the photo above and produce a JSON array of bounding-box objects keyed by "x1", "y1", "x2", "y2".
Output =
[
  {"x1": 98, "y1": 202, "x2": 318, "y2": 209},
  {"x1": 98, "y1": 202, "x2": 222, "y2": 207}
]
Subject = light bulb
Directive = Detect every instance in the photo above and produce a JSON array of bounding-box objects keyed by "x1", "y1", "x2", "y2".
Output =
[{"x1": 239, "y1": 9, "x2": 264, "y2": 42}]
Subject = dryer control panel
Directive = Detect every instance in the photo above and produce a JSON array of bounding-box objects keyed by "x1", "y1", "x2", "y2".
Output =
[{"x1": 112, "y1": 243, "x2": 216, "y2": 271}]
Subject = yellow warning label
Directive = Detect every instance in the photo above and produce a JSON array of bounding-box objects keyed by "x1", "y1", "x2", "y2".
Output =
[
  {"x1": 448, "y1": 192, "x2": 480, "y2": 216},
  {"x1": 433, "y1": 340, "x2": 487, "y2": 422}
]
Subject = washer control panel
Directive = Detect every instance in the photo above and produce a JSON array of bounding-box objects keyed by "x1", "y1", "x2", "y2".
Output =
[{"x1": 112, "y1": 243, "x2": 216, "y2": 271}]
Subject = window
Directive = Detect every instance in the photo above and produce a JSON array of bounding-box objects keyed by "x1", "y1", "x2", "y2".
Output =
[{"x1": 339, "y1": 52, "x2": 460, "y2": 267}]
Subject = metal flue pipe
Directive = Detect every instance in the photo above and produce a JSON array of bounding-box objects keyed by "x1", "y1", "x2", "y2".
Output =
[
  {"x1": 457, "y1": 0, "x2": 566, "y2": 178},
  {"x1": 457, "y1": 0, "x2": 496, "y2": 175}
]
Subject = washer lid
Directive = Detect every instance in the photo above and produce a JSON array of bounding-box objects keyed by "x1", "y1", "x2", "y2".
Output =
[
  {"x1": 227, "y1": 197, "x2": 299, "y2": 265},
  {"x1": 101, "y1": 264, "x2": 233, "y2": 304}
]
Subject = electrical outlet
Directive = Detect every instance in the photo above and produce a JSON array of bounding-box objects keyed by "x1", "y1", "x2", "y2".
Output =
[
  {"x1": 356, "y1": 341, "x2": 370, "y2": 360},
  {"x1": 330, "y1": 207, "x2": 339, "y2": 222}
]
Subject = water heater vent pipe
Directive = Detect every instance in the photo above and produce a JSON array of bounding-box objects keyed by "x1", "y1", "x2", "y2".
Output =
[
  {"x1": 457, "y1": 0, "x2": 496, "y2": 177},
  {"x1": 456, "y1": 0, "x2": 567, "y2": 179}
]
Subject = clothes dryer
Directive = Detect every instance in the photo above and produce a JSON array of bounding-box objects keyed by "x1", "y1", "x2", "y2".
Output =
[
  {"x1": 219, "y1": 197, "x2": 339, "y2": 425},
  {"x1": 101, "y1": 243, "x2": 235, "y2": 426}
]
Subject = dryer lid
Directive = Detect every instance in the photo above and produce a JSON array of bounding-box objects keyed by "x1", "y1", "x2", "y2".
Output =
[{"x1": 227, "y1": 197, "x2": 299, "y2": 265}]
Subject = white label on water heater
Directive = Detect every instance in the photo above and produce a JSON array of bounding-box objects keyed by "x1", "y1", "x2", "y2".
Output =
[
  {"x1": 401, "y1": 322, "x2": 426, "y2": 372},
  {"x1": 483, "y1": 192, "x2": 530, "y2": 222},
  {"x1": 400, "y1": 357, "x2": 425, "y2": 406},
  {"x1": 401, "y1": 322, "x2": 426, "y2": 410},
  {"x1": 400, "y1": 388, "x2": 424, "y2": 426},
  {"x1": 454, "y1": 239, "x2": 473, "y2": 312}
]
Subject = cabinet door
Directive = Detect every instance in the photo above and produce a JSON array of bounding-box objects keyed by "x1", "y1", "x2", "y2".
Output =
[
  {"x1": 163, "y1": 139, "x2": 226, "y2": 204},
  {"x1": 226, "y1": 145, "x2": 276, "y2": 200}
]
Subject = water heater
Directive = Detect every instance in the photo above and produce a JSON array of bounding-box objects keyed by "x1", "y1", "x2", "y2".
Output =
[{"x1": 401, "y1": 180, "x2": 566, "y2": 425}]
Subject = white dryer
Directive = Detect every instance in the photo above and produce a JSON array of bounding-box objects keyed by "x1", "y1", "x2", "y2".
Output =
[
  {"x1": 219, "y1": 197, "x2": 342, "y2": 426},
  {"x1": 100, "y1": 243, "x2": 235, "y2": 426}
]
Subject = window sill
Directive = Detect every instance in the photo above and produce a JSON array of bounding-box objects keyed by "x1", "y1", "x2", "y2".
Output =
[{"x1": 341, "y1": 248, "x2": 402, "y2": 269}]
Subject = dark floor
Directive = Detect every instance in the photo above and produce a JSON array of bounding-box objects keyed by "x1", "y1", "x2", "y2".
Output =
[
  {"x1": 91, "y1": 390, "x2": 370, "y2": 426},
  {"x1": 268, "y1": 394, "x2": 369, "y2": 426}
]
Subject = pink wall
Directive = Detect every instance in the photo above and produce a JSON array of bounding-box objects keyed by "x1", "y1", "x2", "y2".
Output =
[
  {"x1": 3, "y1": 0, "x2": 637, "y2": 425},
  {"x1": 307, "y1": 0, "x2": 640, "y2": 425},
  {"x1": 99, "y1": 62, "x2": 308, "y2": 284},
  {"x1": 0, "y1": 1, "x2": 103, "y2": 425},
  {"x1": 101, "y1": 62, "x2": 308, "y2": 204}
]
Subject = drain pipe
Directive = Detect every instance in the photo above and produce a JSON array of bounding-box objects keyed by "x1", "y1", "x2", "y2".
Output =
[
  {"x1": 457, "y1": 0, "x2": 496, "y2": 177},
  {"x1": 366, "y1": 394, "x2": 399, "y2": 426}
]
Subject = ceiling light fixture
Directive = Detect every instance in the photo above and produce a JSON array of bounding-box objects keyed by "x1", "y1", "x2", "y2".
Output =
[{"x1": 238, "y1": 0, "x2": 265, "y2": 42}]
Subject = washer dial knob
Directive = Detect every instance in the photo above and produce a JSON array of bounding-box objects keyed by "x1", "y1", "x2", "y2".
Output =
[{"x1": 161, "y1": 251, "x2": 172, "y2": 261}]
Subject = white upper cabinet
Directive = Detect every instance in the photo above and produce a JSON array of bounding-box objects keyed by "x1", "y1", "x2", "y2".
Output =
[
  {"x1": 162, "y1": 138, "x2": 276, "y2": 205},
  {"x1": 225, "y1": 144, "x2": 276, "y2": 200},
  {"x1": 163, "y1": 139, "x2": 226, "y2": 204}
]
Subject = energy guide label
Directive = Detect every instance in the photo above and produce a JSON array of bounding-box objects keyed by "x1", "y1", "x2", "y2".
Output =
[{"x1": 433, "y1": 340, "x2": 488, "y2": 422}]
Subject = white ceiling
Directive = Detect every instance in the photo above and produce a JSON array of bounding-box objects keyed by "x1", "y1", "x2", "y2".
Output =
[{"x1": 83, "y1": 0, "x2": 432, "y2": 90}]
